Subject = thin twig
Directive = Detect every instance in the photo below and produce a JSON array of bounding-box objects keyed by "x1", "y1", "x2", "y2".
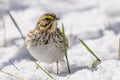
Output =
[
  {"x1": 8, "y1": 11, "x2": 25, "y2": 40},
  {"x1": 118, "y1": 39, "x2": 120, "y2": 60},
  {"x1": 34, "y1": 61, "x2": 56, "y2": 80},
  {"x1": 0, "y1": 10, "x2": 7, "y2": 47},
  {"x1": 0, "y1": 70, "x2": 25, "y2": 80},
  {"x1": 9, "y1": 60, "x2": 20, "y2": 71}
]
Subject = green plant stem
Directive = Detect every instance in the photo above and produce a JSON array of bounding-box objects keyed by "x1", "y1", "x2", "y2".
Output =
[
  {"x1": 62, "y1": 24, "x2": 71, "y2": 73},
  {"x1": 76, "y1": 36, "x2": 101, "y2": 61}
]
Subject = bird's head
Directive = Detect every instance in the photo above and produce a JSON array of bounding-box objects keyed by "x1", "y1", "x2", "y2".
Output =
[{"x1": 36, "y1": 13, "x2": 59, "y2": 31}]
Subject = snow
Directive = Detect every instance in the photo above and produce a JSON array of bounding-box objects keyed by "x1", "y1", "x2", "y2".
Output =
[{"x1": 0, "y1": 0, "x2": 120, "y2": 80}]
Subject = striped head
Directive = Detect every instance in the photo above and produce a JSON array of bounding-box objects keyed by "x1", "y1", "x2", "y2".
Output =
[{"x1": 36, "y1": 13, "x2": 59, "y2": 31}]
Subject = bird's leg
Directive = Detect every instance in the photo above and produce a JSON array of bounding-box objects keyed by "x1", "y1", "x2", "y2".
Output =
[{"x1": 56, "y1": 61, "x2": 59, "y2": 74}]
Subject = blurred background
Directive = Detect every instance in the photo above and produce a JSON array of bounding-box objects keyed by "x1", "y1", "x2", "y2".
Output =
[
  {"x1": 0, "y1": 0, "x2": 120, "y2": 65},
  {"x1": 0, "y1": 0, "x2": 120, "y2": 79},
  {"x1": 0, "y1": 0, "x2": 120, "y2": 44},
  {"x1": 0, "y1": 0, "x2": 120, "y2": 39},
  {"x1": 0, "y1": 0, "x2": 120, "y2": 63}
]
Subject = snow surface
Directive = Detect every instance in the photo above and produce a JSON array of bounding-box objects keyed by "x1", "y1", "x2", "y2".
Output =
[{"x1": 0, "y1": 0, "x2": 120, "y2": 80}]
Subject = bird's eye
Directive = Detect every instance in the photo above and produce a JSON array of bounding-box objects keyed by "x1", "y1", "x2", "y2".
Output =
[{"x1": 45, "y1": 18, "x2": 49, "y2": 20}]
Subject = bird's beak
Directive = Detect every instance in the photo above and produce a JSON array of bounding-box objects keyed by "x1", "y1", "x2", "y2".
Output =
[{"x1": 55, "y1": 17, "x2": 59, "y2": 20}]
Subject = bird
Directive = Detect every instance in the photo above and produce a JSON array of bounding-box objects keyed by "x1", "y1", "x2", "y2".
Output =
[{"x1": 25, "y1": 13, "x2": 68, "y2": 74}]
